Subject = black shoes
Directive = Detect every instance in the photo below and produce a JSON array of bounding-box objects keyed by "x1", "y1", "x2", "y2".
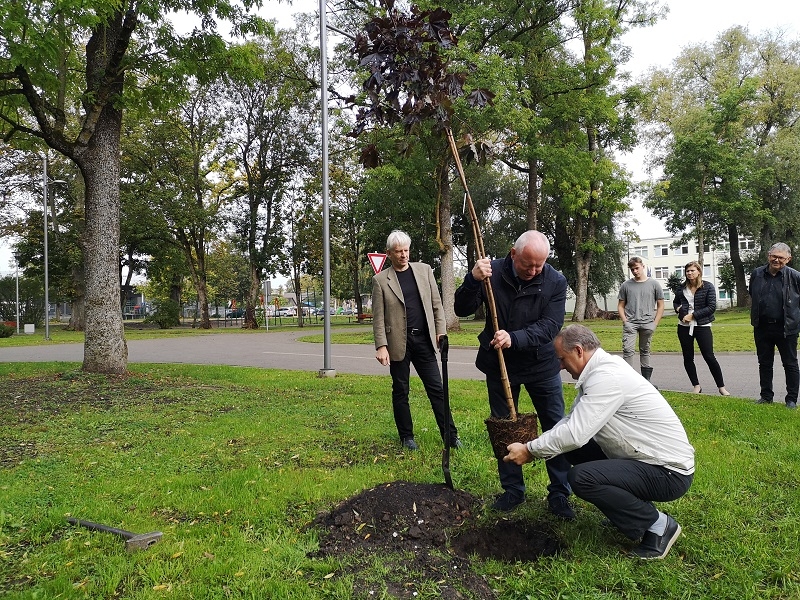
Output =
[
  {"x1": 631, "y1": 515, "x2": 682, "y2": 559},
  {"x1": 757, "y1": 398, "x2": 798, "y2": 408},
  {"x1": 548, "y1": 495, "x2": 576, "y2": 521},
  {"x1": 449, "y1": 437, "x2": 463, "y2": 449},
  {"x1": 491, "y1": 491, "x2": 525, "y2": 512},
  {"x1": 401, "y1": 437, "x2": 418, "y2": 451}
]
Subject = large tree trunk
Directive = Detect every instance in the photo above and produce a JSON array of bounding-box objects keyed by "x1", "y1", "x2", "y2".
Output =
[
  {"x1": 437, "y1": 159, "x2": 459, "y2": 331},
  {"x1": 572, "y1": 246, "x2": 592, "y2": 322},
  {"x1": 77, "y1": 110, "x2": 127, "y2": 373}
]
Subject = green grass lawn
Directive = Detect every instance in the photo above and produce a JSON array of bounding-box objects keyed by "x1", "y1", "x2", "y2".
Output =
[
  {"x1": 1, "y1": 361, "x2": 798, "y2": 599},
  {"x1": 305, "y1": 308, "x2": 757, "y2": 353},
  {"x1": 2, "y1": 308, "x2": 755, "y2": 353}
]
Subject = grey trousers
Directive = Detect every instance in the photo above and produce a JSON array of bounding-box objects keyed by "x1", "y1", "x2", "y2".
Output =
[{"x1": 622, "y1": 321, "x2": 656, "y2": 368}]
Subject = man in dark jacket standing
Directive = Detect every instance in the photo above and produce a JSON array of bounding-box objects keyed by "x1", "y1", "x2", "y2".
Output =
[
  {"x1": 749, "y1": 242, "x2": 800, "y2": 409},
  {"x1": 454, "y1": 230, "x2": 574, "y2": 518}
]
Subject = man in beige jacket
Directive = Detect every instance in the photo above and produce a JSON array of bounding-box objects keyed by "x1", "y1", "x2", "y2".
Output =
[{"x1": 372, "y1": 230, "x2": 459, "y2": 450}]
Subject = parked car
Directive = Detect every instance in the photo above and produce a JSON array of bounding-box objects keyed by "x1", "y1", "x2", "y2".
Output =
[
  {"x1": 275, "y1": 307, "x2": 296, "y2": 317},
  {"x1": 226, "y1": 308, "x2": 244, "y2": 318}
]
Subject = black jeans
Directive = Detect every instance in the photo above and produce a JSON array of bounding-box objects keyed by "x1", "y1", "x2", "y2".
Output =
[
  {"x1": 487, "y1": 373, "x2": 571, "y2": 500},
  {"x1": 677, "y1": 325, "x2": 725, "y2": 387},
  {"x1": 754, "y1": 322, "x2": 800, "y2": 404},
  {"x1": 565, "y1": 441, "x2": 694, "y2": 540},
  {"x1": 389, "y1": 331, "x2": 457, "y2": 442}
]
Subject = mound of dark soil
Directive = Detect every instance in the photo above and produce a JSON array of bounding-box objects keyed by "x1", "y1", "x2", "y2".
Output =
[{"x1": 309, "y1": 480, "x2": 563, "y2": 599}]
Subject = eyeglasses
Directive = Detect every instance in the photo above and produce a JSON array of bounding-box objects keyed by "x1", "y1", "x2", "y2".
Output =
[{"x1": 769, "y1": 254, "x2": 790, "y2": 262}]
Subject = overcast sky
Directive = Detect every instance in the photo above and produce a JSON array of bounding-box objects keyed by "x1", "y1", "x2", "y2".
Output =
[{"x1": 2, "y1": 1, "x2": 799, "y2": 272}]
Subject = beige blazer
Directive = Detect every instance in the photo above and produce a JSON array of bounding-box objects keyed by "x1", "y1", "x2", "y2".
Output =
[{"x1": 372, "y1": 262, "x2": 446, "y2": 362}]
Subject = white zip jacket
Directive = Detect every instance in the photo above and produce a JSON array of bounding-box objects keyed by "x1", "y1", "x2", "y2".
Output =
[{"x1": 526, "y1": 348, "x2": 695, "y2": 475}]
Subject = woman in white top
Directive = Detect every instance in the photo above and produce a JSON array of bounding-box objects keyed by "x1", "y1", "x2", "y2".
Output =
[{"x1": 673, "y1": 261, "x2": 730, "y2": 395}]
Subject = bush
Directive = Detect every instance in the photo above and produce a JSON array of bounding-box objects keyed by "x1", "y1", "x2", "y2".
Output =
[
  {"x1": 0, "y1": 324, "x2": 13, "y2": 338},
  {"x1": 144, "y1": 299, "x2": 181, "y2": 329}
]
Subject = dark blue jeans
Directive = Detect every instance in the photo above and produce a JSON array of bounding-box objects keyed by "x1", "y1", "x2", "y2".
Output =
[
  {"x1": 389, "y1": 331, "x2": 457, "y2": 442},
  {"x1": 565, "y1": 441, "x2": 693, "y2": 540},
  {"x1": 754, "y1": 322, "x2": 800, "y2": 404},
  {"x1": 486, "y1": 372, "x2": 571, "y2": 500}
]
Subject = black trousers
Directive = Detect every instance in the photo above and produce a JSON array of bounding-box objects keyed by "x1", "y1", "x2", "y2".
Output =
[
  {"x1": 565, "y1": 441, "x2": 694, "y2": 540},
  {"x1": 487, "y1": 373, "x2": 571, "y2": 500},
  {"x1": 677, "y1": 325, "x2": 726, "y2": 387},
  {"x1": 754, "y1": 322, "x2": 800, "y2": 404},
  {"x1": 389, "y1": 331, "x2": 457, "y2": 442}
]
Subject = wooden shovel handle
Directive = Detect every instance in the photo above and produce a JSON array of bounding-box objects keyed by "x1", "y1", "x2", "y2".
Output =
[{"x1": 446, "y1": 128, "x2": 516, "y2": 420}]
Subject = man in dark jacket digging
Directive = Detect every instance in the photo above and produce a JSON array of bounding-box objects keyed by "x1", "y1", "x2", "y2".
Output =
[{"x1": 454, "y1": 230, "x2": 574, "y2": 519}]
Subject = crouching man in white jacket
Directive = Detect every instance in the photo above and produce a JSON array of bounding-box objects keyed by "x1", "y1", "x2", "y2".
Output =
[{"x1": 505, "y1": 324, "x2": 694, "y2": 560}]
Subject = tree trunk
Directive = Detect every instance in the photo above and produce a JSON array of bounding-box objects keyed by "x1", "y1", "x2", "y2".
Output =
[
  {"x1": 350, "y1": 265, "x2": 361, "y2": 321},
  {"x1": 527, "y1": 157, "x2": 539, "y2": 231},
  {"x1": 437, "y1": 159, "x2": 459, "y2": 331},
  {"x1": 727, "y1": 223, "x2": 749, "y2": 307},
  {"x1": 180, "y1": 234, "x2": 211, "y2": 329},
  {"x1": 68, "y1": 260, "x2": 86, "y2": 331},
  {"x1": 696, "y1": 211, "x2": 705, "y2": 267},
  {"x1": 293, "y1": 273, "x2": 306, "y2": 327},
  {"x1": 584, "y1": 295, "x2": 601, "y2": 319},
  {"x1": 77, "y1": 112, "x2": 127, "y2": 373},
  {"x1": 244, "y1": 262, "x2": 260, "y2": 329},
  {"x1": 195, "y1": 278, "x2": 211, "y2": 328},
  {"x1": 120, "y1": 249, "x2": 135, "y2": 310},
  {"x1": 572, "y1": 247, "x2": 592, "y2": 322}
]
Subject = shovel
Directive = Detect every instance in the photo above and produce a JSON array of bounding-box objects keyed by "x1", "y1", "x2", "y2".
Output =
[{"x1": 440, "y1": 334, "x2": 453, "y2": 489}]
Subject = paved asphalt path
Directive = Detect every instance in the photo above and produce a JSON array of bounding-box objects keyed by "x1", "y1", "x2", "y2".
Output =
[{"x1": 0, "y1": 327, "x2": 784, "y2": 403}]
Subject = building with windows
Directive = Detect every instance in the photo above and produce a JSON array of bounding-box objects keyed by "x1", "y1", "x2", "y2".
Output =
[
  {"x1": 567, "y1": 234, "x2": 755, "y2": 314},
  {"x1": 621, "y1": 235, "x2": 757, "y2": 309}
]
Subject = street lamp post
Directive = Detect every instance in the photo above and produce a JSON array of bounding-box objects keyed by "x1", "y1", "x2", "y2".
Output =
[{"x1": 42, "y1": 155, "x2": 66, "y2": 341}]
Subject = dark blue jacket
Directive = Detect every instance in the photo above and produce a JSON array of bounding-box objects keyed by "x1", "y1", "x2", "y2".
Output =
[
  {"x1": 749, "y1": 265, "x2": 800, "y2": 336},
  {"x1": 454, "y1": 255, "x2": 567, "y2": 384},
  {"x1": 673, "y1": 280, "x2": 717, "y2": 325}
]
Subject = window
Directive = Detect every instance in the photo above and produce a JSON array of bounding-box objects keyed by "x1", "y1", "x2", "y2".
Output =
[
  {"x1": 654, "y1": 266, "x2": 670, "y2": 279},
  {"x1": 718, "y1": 289, "x2": 728, "y2": 299},
  {"x1": 703, "y1": 264, "x2": 712, "y2": 278},
  {"x1": 674, "y1": 244, "x2": 690, "y2": 255},
  {"x1": 674, "y1": 266, "x2": 684, "y2": 277},
  {"x1": 631, "y1": 246, "x2": 648, "y2": 258},
  {"x1": 714, "y1": 241, "x2": 730, "y2": 252},
  {"x1": 653, "y1": 244, "x2": 669, "y2": 256},
  {"x1": 739, "y1": 238, "x2": 756, "y2": 250},
  {"x1": 663, "y1": 290, "x2": 671, "y2": 301}
]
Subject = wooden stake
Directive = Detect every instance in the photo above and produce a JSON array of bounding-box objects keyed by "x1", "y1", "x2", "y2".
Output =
[{"x1": 446, "y1": 128, "x2": 516, "y2": 420}]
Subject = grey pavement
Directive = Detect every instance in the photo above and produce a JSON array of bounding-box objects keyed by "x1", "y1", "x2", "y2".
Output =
[{"x1": 0, "y1": 328, "x2": 784, "y2": 403}]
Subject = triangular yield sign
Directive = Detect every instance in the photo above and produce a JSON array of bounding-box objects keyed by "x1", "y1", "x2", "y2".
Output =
[{"x1": 368, "y1": 252, "x2": 387, "y2": 274}]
